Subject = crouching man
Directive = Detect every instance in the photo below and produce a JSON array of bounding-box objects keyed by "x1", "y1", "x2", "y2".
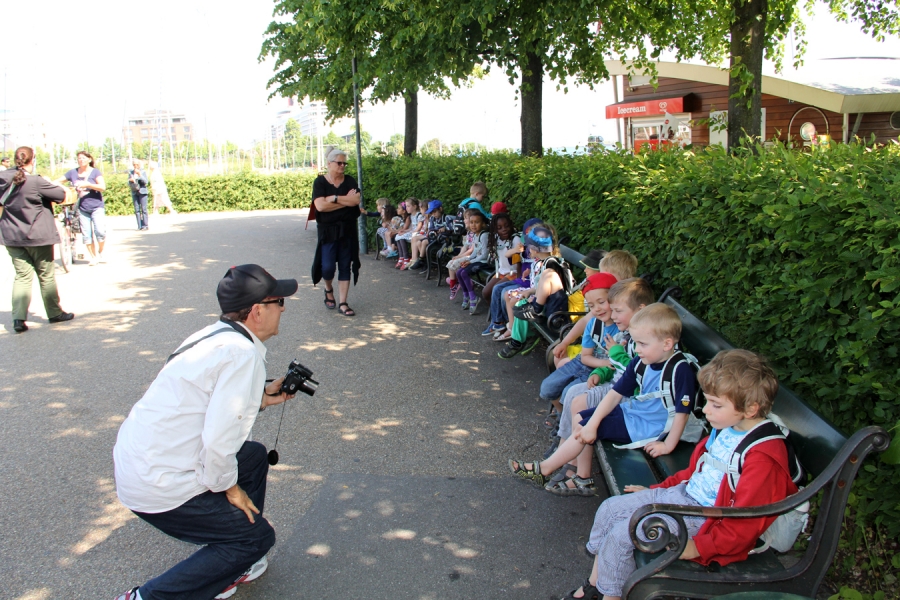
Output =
[{"x1": 113, "y1": 264, "x2": 298, "y2": 600}]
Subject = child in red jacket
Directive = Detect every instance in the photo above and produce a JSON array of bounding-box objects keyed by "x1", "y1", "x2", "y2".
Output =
[{"x1": 564, "y1": 349, "x2": 799, "y2": 600}]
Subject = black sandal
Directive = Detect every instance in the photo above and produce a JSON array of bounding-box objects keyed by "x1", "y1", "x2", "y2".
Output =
[
  {"x1": 563, "y1": 579, "x2": 601, "y2": 600},
  {"x1": 338, "y1": 302, "x2": 355, "y2": 316},
  {"x1": 323, "y1": 288, "x2": 336, "y2": 309}
]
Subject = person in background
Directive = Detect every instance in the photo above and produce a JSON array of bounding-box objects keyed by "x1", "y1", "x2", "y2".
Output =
[
  {"x1": 60, "y1": 150, "x2": 107, "y2": 266},
  {"x1": 149, "y1": 161, "x2": 178, "y2": 215},
  {"x1": 311, "y1": 148, "x2": 361, "y2": 316},
  {"x1": 128, "y1": 160, "x2": 150, "y2": 230},
  {"x1": 0, "y1": 157, "x2": 9, "y2": 169},
  {"x1": 0, "y1": 146, "x2": 75, "y2": 333}
]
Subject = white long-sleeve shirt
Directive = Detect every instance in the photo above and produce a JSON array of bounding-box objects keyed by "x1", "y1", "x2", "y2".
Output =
[{"x1": 113, "y1": 321, "x2": 267, "y2": 513}]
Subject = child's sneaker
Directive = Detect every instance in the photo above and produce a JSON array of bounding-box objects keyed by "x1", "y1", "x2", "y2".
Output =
[
  {"x1": 519, "y1": 336, "x2": 542, "y2": 356},
  {"x1": 513, "y1": 301, "x2": 544, "y2": 322},
  {"x1": 113, "y1": 587, "x2": 141, "y2": 600},
  {"x1": 461, "y1": 297, "x2": 470, "y2": 310},
  {"x1": 481, "y1": 323, "x2": 504, "y2": 336},
  {"x1": 394, "y1": 259, "x2": 405, "y2": 269},
  {"x1": 449, "y1": 284, "x2": 460, "y2": 300},
  {"x1": 215, "y1": 555, "x2": 269, "y2": 599},
  {"x1": 380, "y1": 248, "x2": 391, "y2": 257},
  {"x1": 468, "y1": 296, "x2": 480, "y2": 315},
  {"x1": 498, "y1": 340, "x2": 522, "y2": 359},
  {"x1": 386, "y1": 250, "x2": 398, "y2": 258}
]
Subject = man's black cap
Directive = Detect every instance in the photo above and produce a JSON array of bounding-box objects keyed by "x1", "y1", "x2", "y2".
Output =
[{"x1": 217, "y1": 264, "x2": 298, "y2": 313}]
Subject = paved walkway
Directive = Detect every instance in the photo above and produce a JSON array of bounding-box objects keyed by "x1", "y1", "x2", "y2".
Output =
[{"x1": 0, "y1": 211, "x2": 603, "y2": 600}]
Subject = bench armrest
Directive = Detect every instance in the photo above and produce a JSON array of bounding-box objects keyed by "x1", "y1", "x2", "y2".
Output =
[{"x1": 623, "y1": 426, "x2": 888, "y2": 594}]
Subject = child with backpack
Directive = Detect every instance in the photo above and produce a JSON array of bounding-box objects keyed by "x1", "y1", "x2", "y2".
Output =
[
  {"x1": 485, "y1": 217, "x2": 542, "y2": 338},
  {"x1": 561, "y1": 349, "x2": 800, "y2": 600},
  {"x1": 497, "y1": 225, "x2": 574, "y2": 358},
  {"x1": 510, "y1": 279, "x2": 657, "y2": 496},
  {"x1": 454, "y1": 208, "x2": 492, "y2": 313}
]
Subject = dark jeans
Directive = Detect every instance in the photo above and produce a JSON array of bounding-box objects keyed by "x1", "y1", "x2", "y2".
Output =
[
  {"x1": 321, "y1": 236, "x2": 352, "y2": 281},
  {"x1": 135, "y1": 441, "x2": 275, "y2": 600},
  {"x1": 132, "y1": 194, "x2": 149, "y2": 229}
]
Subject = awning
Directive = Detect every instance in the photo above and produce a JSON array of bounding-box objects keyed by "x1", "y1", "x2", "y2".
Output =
[{"x1": 605, "y1": 96, "x2": 686, "y2": 119}]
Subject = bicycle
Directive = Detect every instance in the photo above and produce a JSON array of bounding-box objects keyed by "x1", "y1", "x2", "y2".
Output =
[{"x1": 55, "y1": 202, "x2": 79, "y2": 273}]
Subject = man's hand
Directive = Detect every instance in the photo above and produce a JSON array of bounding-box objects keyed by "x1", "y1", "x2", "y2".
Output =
[
  {"x1": 261, "y1": 377, "x2": 296, "y2": 410},
  {"x1": 226, "y1": 484, "x2": 259, "y2": 523}
]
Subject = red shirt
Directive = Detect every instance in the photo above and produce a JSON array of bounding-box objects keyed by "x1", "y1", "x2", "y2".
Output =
[{"x1": 652, "y1": 434, "x2": 799, "y2": 566}]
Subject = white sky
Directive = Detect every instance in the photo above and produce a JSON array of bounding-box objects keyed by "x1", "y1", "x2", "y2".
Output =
[{"x1": 2, "y1": 1, "x2": 899, "y2": 151}]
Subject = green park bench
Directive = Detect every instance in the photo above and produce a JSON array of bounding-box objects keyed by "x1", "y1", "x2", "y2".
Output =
[{"x1": 601, "y1": 287, "x2": 891, "y2": 599}]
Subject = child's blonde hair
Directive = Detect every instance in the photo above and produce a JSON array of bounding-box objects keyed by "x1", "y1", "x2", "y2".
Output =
[
  {"x1": 470, "y1": 181, "x2": 487, "y2": 197},
  {"x1": 608, "y1": 277, "x2": 654, "y2": 311},
  {"x1": 375, "y1": 197, "x2": 389, "y2": 209},
  {"x1": 599, "y1": 250, "x2": 638, "y2": 281},
  {"x1": 628, "y1": 303, "x2": 682, "y2": 342},
  {"x1": 698, "y1": 349, "x2": 779, "y2": 417}
]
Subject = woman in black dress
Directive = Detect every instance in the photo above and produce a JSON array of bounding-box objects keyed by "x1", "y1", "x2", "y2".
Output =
[{"x1": 311, "y1": 149, "x2": 361, "y2": 316}]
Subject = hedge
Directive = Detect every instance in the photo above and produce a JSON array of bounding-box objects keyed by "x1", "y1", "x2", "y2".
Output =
[
  {"x1": 101, "y1": 171, "x2": 317, "y2": 215},
  {"x1": 359, "y1": 146, "x2": 900, "y2": 541}
]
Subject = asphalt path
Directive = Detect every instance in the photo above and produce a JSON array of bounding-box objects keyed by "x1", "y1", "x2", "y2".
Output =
[{"x1": 0, "y1": 210, "x2": 604, "y2": 600}]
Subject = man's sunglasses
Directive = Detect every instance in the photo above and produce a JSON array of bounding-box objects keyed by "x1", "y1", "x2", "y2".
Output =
[
  {"x1": 333, "y1": 161, "x2": 349, "y2": 166},
  {"x1": 260, "y1": 298, "x2": 285, "y2": 307}
]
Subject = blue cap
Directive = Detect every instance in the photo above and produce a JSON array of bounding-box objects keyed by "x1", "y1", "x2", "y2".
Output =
[
  {"x1": 522, "y1": 218, "x2": 543, "y2": 232},
  {"x1": 426, "y1": 200, "x2": 443, "y2": 214}
]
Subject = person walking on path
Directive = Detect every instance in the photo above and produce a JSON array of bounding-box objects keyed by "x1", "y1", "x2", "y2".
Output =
[
  {"x1": 149, "y1": 161, "x2": 177, "y2": 214},
  {"x1": 128, "y1": 160, "x2": 150, "y2": 230},
  {"x1": 310, "y1": 148, "x2": 361, "y2": 316},
  {"x1": 0, "y1": 146, "x2": 76, "y2": 333},
  {"x1": 60, "y1": 150, "x2": 107, "y2": 266},
  {"x1": 113, "y1": 264, "x2": 299, "y2": 600}
]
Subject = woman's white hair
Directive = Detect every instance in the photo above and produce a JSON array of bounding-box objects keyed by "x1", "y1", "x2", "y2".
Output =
[{"x1": 326, "y1": 148, "x2": 348, "y2": 163}]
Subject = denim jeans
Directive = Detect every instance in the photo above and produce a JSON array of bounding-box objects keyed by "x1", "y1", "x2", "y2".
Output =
[
  {"x1": 134, "y1": 441, "x2": 276, "y2": 600},
  {"x1": 539, "y1": 356, "x2": 594, "y2": 401},
  {"x1": 78, "y1": 206, "x2": 107, "y2": 244},
  {"x1": 489, "y1": 279, "x2": 520, "y2": 324},
  {"x1": 132, "y1": 194, "x2": 149, "y2": 229}
]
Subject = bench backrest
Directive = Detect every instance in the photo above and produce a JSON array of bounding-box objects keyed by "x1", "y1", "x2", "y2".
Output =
[
  {"x1": 559, "y1": 245, "x2": 584, "y2": 270},
  {"x1": 663, "y1": 291, "x2": 847, "y2": 479}
]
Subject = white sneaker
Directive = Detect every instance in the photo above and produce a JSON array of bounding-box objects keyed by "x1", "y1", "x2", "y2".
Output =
[
  {"x1": 215, "y1": 555, "x2": 268, "y2": 599},
  {"x1": 98, "y1": 254, "x2": 107, "y2": 264},
  {"x1": 88, "y1": 257, "x2": 98, "y2": 266}
]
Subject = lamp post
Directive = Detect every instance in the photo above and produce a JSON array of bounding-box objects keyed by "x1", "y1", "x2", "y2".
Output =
[{"x1": 352, "y1": 56, "x2": 367, "y2": 255}]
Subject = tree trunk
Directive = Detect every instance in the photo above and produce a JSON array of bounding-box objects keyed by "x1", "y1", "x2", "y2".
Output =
[
  {"x1": 727, "y1": 0, "x2": 767, "y2": 150},
  {"x1": 404, "y1": 90, "x2": 418, "y2": 156},
  {"x1": 520, "y1": 51, "x2": 543, "y2": 157}
]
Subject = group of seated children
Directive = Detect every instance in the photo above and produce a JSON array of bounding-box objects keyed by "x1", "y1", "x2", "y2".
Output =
[{"x1": 503, "y1": 260, "x2": 800, "y2": 598}]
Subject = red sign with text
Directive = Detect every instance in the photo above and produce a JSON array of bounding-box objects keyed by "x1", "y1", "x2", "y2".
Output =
[{"x1": 605, "y1": 97, "x2": 685, "y2": 119}]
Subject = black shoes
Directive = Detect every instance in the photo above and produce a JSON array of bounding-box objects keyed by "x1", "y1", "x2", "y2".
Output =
[
  {"x1": 13, "y1": 320, "x2": 27, "y2": 333},
  {"x1": 49, "y1": 312, "x2": 75, "y2": 324}
]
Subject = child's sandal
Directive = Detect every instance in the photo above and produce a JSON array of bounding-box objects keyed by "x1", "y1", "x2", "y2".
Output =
[
  {"x1": 508, "y1": 459, "x2": 548, "y2": 486},
  {"x1": 545, "y1": 475, "x2": 597, "y2": 497}
]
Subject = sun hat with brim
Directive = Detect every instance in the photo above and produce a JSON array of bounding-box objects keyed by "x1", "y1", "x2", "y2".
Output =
[
  {"x1": 464, "y1": 201, "x2": 491, "y2": 220},
  {"x1": 217, "y1": 264, "x2": 298, "y2": 313},
  {"x1": 579, "y1": 249, "x2": 608, "y2": 271},
  {"x1": 582, "y1": 272, "x2": 618, "y2": 294},
  {"x1": 426, "y1": 200, "x2": 443, "y2": 214}
]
